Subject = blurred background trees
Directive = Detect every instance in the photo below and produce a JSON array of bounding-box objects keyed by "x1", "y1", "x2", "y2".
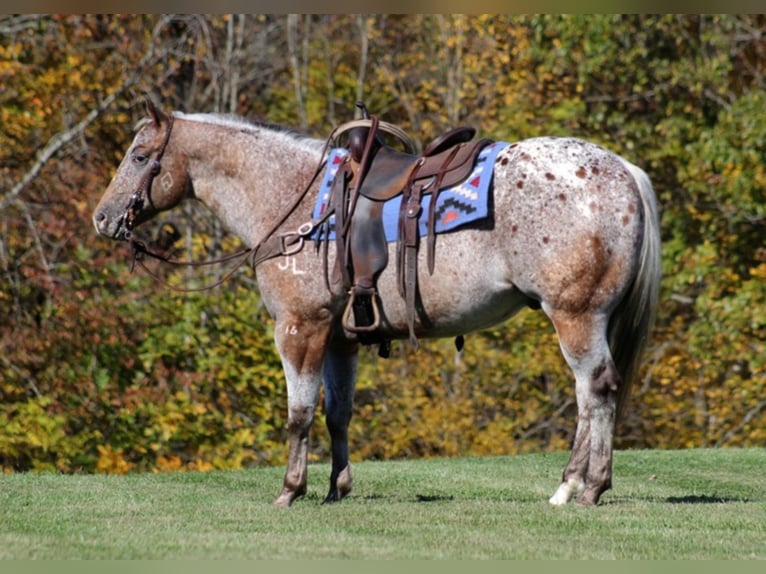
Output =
[{"x1": 1, "y1": 14, "x2": 763, "y2": 473}]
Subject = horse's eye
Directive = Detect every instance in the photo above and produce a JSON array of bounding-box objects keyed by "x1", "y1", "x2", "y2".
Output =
[{"x1": 132, "y1": 152, "x2": 149, "y2": 165}]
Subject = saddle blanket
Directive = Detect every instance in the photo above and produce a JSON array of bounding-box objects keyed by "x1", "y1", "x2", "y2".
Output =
[{"x1": 311, "y1": 141, "x2": 509, "y2": 241}]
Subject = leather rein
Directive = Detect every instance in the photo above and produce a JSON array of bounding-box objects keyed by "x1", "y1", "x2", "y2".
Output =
[
  {"x1": 123, "y1": 114, "x2": 412, "y2": 293},
  {"x1": 124, "y1": 115, "x2": 332, "y2": 293}
]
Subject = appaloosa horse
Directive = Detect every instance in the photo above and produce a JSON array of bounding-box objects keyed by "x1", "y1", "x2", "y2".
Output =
[{"x1": 93, "y1": 99, "x2": 661, "y2": 507}]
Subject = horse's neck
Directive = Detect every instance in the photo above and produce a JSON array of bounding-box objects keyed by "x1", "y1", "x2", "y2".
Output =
[{"x1": 179, "y1": 118, "x2": 323, "y2": 247}]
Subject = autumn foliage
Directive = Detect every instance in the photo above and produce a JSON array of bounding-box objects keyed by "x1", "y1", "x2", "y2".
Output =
[{"x1": 1, "y1": 15, "x2": 763, "y2": 474}]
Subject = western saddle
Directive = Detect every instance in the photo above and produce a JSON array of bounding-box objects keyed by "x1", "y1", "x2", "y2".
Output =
[{"x1": 321, "y1": 103, "x2": 494, "y2": 356}]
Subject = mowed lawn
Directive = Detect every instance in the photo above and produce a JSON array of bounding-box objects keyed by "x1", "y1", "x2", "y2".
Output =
[{"x1": 0, "y1": 448, "x2": 763, "y2": 559}]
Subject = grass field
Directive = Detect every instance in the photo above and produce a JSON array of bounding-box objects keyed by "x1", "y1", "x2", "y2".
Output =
[{"x1": 0, "y1": 448, "x2": 763, "y2": 559}]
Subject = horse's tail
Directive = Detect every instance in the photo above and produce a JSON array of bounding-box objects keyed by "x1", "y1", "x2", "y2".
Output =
[{"x1": 611, "y1": 159, "x2": 662, "y2": 420}]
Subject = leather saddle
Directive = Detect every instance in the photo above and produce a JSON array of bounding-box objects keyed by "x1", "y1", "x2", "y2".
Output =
[
  {"x1": 355, "y1": 126, "x2": 480, "y2": 201},
  {"x1": 324, "y1": 109, "x2": 494, "y2": 354}
]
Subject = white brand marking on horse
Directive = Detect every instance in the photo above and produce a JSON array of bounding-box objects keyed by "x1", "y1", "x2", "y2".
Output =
[
  {"x1": 277, "y1": 256, "x2": 305, "y2": 275},
  {"x1": 285, "y1": 324, "x2": 299, "y2": 336},
  {"x1": 160, "y1": 171, "x2": 173, "y2": 191}
]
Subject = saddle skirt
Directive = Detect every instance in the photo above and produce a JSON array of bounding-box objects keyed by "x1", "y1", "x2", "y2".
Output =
[{"x1": 312, "y1": 141, "x2": 509, "y2": 241}]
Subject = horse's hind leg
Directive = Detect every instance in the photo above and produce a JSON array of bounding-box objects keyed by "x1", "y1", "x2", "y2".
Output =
[
  {"x1": 547, "y1": 309, "x2": 621, "y2": 506},
  {"x1": 322, "y1": 340, "x2": 359, "y2": 503},
  {"x1": 272, "y1": 313, "x2": 332, "y2": 508}
]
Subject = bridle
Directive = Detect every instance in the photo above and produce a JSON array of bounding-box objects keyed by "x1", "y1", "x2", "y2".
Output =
[
  {"x1": 124, "y1": 113, "x2": 330, "y2": 292},
  {"x1": 124, "y1": 114, "x2": 175, "y2": 235}
]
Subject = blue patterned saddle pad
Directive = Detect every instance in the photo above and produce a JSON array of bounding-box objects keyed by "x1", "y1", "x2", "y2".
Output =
[{"x1": 312, "y1": 141, "x2": 509, "y2": 241}]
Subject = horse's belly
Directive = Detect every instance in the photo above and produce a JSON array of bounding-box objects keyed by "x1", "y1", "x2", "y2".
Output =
[{"x1": 372, "y1": 237, "x2": 528, "y2": 339}]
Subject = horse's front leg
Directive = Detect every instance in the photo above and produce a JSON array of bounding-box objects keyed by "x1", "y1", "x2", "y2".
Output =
[
  {"x1": 322, "y1": 340, "x2": 359, "y2": 503},
  {"x1": 272, "y1": 313, "x2": 332, "y2": 508}
]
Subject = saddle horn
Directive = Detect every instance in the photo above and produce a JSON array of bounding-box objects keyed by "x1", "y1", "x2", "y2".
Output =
[
  {"x1": 345, "y1": 102, "x2": 384, "y2": 162},
  {"x1": 331, "y1": 119, "x2": 418, "y2": 155},
  {"x1": 356, "y1": 101, "x2": 371, "y2": 120}
]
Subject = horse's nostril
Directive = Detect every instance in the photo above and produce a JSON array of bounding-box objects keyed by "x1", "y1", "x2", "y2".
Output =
[{"x1": 93, "y1": 210, "x2": 113, "y2": 236}]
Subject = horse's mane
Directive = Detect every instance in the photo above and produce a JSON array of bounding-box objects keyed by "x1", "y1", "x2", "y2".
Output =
[{"x1": 172, "y1": 111, "x2": 325, "y2": 152}]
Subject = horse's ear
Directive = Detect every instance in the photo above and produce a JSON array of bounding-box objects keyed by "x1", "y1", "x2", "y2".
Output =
[{"x1": 144, "y1": 94, "x2": 168, "y2": 126}]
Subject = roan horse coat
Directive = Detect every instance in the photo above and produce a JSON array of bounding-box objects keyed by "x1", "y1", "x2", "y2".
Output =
[{"x1": 93, "y1": 100, "x2": 661, "y2": 507}]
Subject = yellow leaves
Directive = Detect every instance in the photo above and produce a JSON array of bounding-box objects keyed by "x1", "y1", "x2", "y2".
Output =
[
  {"x1": 155, "y1": 454, "x2": 183, "y2": 472},
  {"x1": 749, "y1": 262, "x2": 766, "y2": 282},
  {"x1": 188, "y1": 459, "x2": 214, "y2": 472},
  {"x1": 0, "y1": 397, "x2": 93, "y2": 473},
  {"x1": 96, "y1": 445, "x2": 135, "y2": 475}
]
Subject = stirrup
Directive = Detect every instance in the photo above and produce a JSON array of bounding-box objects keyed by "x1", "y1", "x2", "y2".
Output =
[{"x1": 342, "y1": 287, "x2": 381, "y2": 333}]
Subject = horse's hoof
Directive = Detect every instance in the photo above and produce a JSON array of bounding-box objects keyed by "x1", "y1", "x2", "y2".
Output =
[
  {"x1": 272, "y1": 495, "x2": 293, "y2": 508},
  {"x1": 575, "y1": 487, "x2": 604, "y2": 507},
  {"x1": 322, "y1": 490, "x2": 341, "y2": 504},
  {"x1": 322, "y1": 465, "x2": 353, "y2": 504},
  {"x1": 322, "y1": 485, "x2": 351, "y2": 504},
  {"x1": 273, "y1": 486, "x2": 305, "y2": 508},
  {"x1": 548, "y1": 478, "x2": 585, "y2": 506}
]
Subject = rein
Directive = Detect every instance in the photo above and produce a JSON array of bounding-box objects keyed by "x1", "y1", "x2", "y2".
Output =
[
  {"x1": 125, "y1": 119, "x2": 335, "y2": 293},
  {"x1": 125, "y1": 113, "x2": 414, "y2": 293},
  {"x1": 128, "y1": 237, "x2": 256, "y2": 292}
]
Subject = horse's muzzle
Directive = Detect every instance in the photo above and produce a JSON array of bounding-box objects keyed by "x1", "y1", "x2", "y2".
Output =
[{"x1": 93, "y1": 209, "x2": 128, "y2": 241}]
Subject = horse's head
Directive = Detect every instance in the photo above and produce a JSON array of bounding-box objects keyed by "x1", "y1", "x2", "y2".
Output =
[{"x1": 93, "y1": 97, "x2": 189, "y2": 240}]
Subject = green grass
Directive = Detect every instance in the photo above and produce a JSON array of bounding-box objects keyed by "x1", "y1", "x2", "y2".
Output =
[{"x1": 0, "y1": 448, "x2": 763, "y2": 559}]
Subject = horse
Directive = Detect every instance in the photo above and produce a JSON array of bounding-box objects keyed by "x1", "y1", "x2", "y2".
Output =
[{"x1": 93, "y1": 98, "x2": 661, "y2": 507}]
